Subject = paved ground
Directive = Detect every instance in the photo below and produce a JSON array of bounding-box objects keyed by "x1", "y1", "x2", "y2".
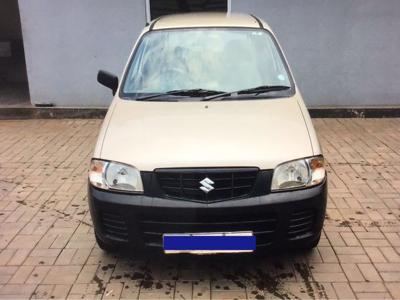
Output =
[{"x1": 0, "y1": 118, "x2": 399, "y2": 300}]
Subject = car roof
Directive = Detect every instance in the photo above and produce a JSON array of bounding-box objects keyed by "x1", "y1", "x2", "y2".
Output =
[{"x1": 149, "y1": 13, "x2": 271, "y2": 31}]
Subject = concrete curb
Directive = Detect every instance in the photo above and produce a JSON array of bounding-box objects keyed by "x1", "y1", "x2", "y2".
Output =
[
  {"x1": 0, "y1": 106, "x2": 399, "y2": 119},
  {"x1": 0, "y1": 107, "x2": 107, "y2": 119},
  {"x1": 309, "y1": 107, "x2": 400, "y2": 118}
]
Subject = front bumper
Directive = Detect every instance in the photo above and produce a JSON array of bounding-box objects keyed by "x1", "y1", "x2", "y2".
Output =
[{"x1": 88, "y1": 180, "x2": 327, "y2": 252}]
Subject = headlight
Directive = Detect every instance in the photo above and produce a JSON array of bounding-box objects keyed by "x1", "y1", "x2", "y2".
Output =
[
  {"x1": 89, "y1": 159, "x2": 143, "y2": 192},
  {"x1": 271, "y1": 156, "x2": 325, "y2": 191}
]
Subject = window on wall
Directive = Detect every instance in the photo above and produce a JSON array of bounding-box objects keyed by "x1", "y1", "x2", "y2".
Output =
[{"x1": 148, "y1": 0, "x2": 228, "y2": 21}]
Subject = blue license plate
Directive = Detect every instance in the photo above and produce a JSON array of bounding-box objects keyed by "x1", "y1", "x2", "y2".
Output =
[{"x1": 163, "y1": 232, "x2": 255, "y2": 254}]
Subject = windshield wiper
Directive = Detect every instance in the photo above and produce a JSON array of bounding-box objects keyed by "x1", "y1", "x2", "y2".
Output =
[
  {"x1": 202, "y1": 85, "x2": 291, "y2": 101},
  {"x1": 136, "y1": 89, "x2": 225, "y2": 101}
]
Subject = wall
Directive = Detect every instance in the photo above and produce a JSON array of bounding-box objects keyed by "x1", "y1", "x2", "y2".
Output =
[
  {"x1": 18, "y1": 0, "x2": 146, "y2": 107},
  {"x1": 18, "y1": 0, "x2": 400, "y2": 107},
  {"x1": 232, "y1": 0, "x2": 400, "y2": 107}
]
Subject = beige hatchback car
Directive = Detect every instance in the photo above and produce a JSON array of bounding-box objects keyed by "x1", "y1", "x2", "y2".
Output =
[{"x1": 89, "y1": 13, "x2": 327, "y2": 254}]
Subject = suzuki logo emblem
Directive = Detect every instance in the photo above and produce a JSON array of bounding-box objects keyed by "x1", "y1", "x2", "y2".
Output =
[{"x1": 199, "y1": 177, "x2": 215, "y2": 193}]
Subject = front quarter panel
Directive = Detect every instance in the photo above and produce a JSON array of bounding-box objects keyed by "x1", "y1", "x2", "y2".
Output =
[
  {"x1": 295, "y1": 92, "x2": 322, "y2": 156},
  {"x1": 93, "y1": 99, "x2": 118, "y2": 158}
]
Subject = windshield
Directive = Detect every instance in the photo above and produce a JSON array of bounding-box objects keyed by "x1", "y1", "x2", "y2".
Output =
[{"x1": 121, "y1": 28, "x2": 293, "y2": 99}]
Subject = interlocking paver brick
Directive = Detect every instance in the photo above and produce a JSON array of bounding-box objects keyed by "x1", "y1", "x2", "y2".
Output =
[
  {"x1": 380, "y1": 272, "x2": 400, "y2": 282},
  {"x1": 0, "y1": 283, "x2": 37, "y2": 297},
  {"x1": 174, "y1": 280, "x2": 192, "y2": 299},
  {"x1": 7, "y1": 235, "x2": 41, "y2": 250},
  {"x1": 26, "y1": 266, "x2": 51, "y2": 284},
  {"x1": 325, "y1": 231, "x2": 346, "y2": 247},
  {"x1": 103, "y1": 282, "x2": 124, "y2": 299},
  {"x1": 333, "y1": 282, "x2": 356, "y2": 299},
  {"x1": 341, "y1": 264, "x2": 364, "y2": 282},
  {"x1": 192, "y1": 280, "x2": 211, "y2": 299},
  {"x1": 138, "y1": 280, "x2": 175, "y2": 299},
  {"x1": 357, "y1": 263, "x2": 382, "y2": 282},
  {"x1": 386, "y1": 282, "x2": 400, "y2": 299},
  {"x1": 340, "y1": 232, "x2": 362, "y2": 247},
  {"x1": 364, "y1": 246, "x2": 387, "y2": 263},
  {"x1": 350, "y1": 281, "x2": 388, "y2": 293},
  {"x1": 309, "y1": 263, "x2": 342, "y2": 274},
  {"x1": 318, "y1": 246, "x2": 339, "y2": 263},
  {"x1": 334, "y1": 246, "x2": 365, "y2": 255},
  {"x1": 311, "y1": 272, "x2": 348, "y2": 283},
  {"x1": 212, "y1": 290, "x2": 247, "y2": 299},
  {"x1": 7, "y1": 249, "x2": 30, "y2": 266},
  {"x1": 8, "y1": 265, "x2": 33, "y2": 284},
  {"x1": 337, "y1": 254, "x2": 371, "y2": 264},
  {"x1": 120, "y1": 281, "x2": 140, "y2": 299},
  {"x1": 355, "y1": 292, "x2": 392, "y2": 299},
  {"x1": 42, "y1": 266, "x2": 82, "y2": 285},
  {"x1": 380, "y1": 247, "x2": 400, "y2": 262},
  {"x1": 0, "y1": 118, "x2": 399, "y2": 299},
  {"x1": 31, "y1": 284, "x2": 55, "y2": 299}
]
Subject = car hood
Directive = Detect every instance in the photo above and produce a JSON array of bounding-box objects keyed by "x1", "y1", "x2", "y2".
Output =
[{"x1": 99, "y1": 97, "x2": 313, "y2": 171}]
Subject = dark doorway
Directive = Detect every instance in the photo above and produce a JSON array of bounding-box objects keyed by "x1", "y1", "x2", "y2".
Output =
[
  {"x1": 0, "y1": 0, "x2": 30, "y2": 106},
  {"x1": 149, "y1": 0, "x2": 228, "y2": 20}
]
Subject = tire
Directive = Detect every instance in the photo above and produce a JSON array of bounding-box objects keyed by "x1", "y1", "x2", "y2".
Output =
[{"x1": 95, "y1": 233, "x2": 118, "y2": 253}]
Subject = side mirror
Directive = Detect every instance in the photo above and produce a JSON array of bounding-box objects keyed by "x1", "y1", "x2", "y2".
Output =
[{"x1": 97, "y1": 70, "x2": 118, "y2": 95}]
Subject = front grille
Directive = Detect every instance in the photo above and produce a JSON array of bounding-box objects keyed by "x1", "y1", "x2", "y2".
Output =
[
  {"x1": 101, "y1": 211, "x2": 128, "y2": 241},
  {"x1": 138, "y1": 211, "x2": 278, "y2": 247},
  {"x1": 155, "y1": 168, "x2": 259, "y2": 202},
  {"x1": 288, "y1": 209, "x2": 315, "y2": 240}
]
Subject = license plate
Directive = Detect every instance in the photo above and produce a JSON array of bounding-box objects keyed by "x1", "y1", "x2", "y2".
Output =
[{"x1": 163, "y1": 232, "x2": 255, "y2": 254}]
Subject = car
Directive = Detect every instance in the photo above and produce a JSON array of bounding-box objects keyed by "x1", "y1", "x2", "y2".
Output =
[{"x1": 89, "y1": 12, "x2": 327, "y2": 254}]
